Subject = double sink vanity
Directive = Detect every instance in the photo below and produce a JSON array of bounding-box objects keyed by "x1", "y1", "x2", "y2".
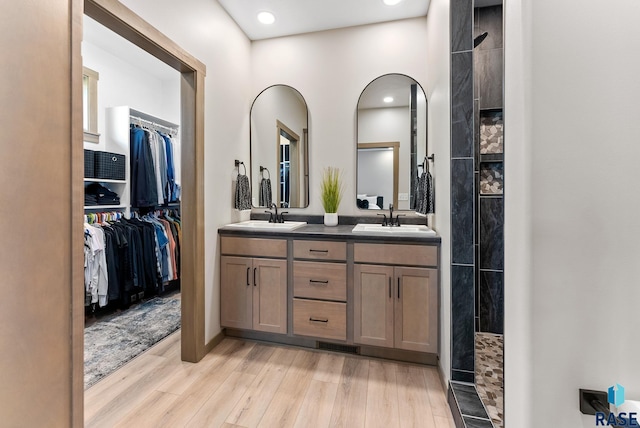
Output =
[{"x1": 218, "y1": 220, "x2": 441, "y2": 364}]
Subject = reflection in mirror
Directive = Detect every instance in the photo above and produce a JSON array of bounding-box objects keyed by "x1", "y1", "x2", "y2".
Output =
[
  {"x1": 356, "y1": 74, "x2": 427, "y2": 211},
  {"x1": 251, "y1": 85, "x2": 309, "y2": 208}
]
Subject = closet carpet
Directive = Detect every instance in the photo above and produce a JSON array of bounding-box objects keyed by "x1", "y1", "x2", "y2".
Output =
[{"x1": 84, "y1": 293, "x2": 181, "y2": 389}]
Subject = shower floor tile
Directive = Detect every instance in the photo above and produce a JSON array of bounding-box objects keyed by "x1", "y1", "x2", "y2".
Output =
[{"x1": 476, "y1": 332, "x2": 504, "y2": 428}]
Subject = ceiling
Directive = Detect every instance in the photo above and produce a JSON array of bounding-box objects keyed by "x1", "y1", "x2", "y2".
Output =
[{"x1": 217, "y1": 0, "x2": 431, "y2": 41}]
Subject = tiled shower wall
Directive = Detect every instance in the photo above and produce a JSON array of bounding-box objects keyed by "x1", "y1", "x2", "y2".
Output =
[
  {"x1": 450, "y1": 0, "x2": 505, "y2": 383},
  {"x1": 475, "y1": 6, "x2": 504, "y2": 335},
  {"x1": 450, "y1": 0, "x2": 476, "y2": 384}
]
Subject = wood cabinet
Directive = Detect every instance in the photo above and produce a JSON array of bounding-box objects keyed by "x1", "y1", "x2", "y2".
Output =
[
  {"x1": 354, "y1": 244, "x2": 438, "y2": 354},
  {"x1": 220, "y1": 237, "x2": 287, "y2": 334},
  {"x1": 292, "y1": 239, "x2": 347, "y2": 341}
]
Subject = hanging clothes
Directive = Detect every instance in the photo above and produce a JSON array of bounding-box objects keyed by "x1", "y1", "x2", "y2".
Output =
[
  {"x1": 83, "y1": 210, "x2": 181, "y2": 308},
  {"x1": 130, "y1": 125, "x2": 159, "y2": 208}
]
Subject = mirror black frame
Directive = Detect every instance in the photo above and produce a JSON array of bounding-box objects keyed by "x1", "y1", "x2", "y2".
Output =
[
  {"x1": 355, "y1": 73, "x2": 429, "y2": 212},
  {"x1": 250, "y1": 84, "x2": 310, "y2": 209}
]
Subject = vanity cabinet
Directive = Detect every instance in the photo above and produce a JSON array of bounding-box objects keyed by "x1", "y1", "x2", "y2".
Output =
[
  {"x1": 354, "y1": 243, "x2": 438, "y2": 353},
  {"x1": 220, "y1": 237, "x2": 287, "y2": 334},
  {"x1": 292, "y1": 240, "x2": 347, "y2": 341}
]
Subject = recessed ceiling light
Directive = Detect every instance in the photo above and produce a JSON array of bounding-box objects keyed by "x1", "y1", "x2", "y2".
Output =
[
  {"x1": 257, "y1": 11, "x2": 275, "y2": 25},
  {"x1": 383, "y1": 0, "x2": 403, "y2": 5},
  {"x1": 383, "y1": 96, "x2": 394, "y2": 103}
]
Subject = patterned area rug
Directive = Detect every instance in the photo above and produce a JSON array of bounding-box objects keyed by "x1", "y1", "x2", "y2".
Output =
[
  {"x1": 84, "y1": 294, "x2": 181, "y2": 389},
  {"x1": 476, "y1": 332, "x2": 504, "y2": 428}
]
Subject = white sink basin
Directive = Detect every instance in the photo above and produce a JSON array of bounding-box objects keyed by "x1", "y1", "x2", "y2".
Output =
[
  {"x1": 225, "y1": 220, "x2": 307, "y2": 231},
  {"x1": 352, "y1": 223, "x2": 436, "y2": 236}
]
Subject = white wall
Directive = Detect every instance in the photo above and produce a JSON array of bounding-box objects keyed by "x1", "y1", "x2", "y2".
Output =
[
  {"x1": 506, "y1": 0, "x2": 640, "y2": 426},
  {"x1": 81, "y1": 39, "x2": 180, "y2": 152},
  {"x1": 425, "y1": 0, "x2": 451, "y2": 384},
  {"x1": 358, "y1": 107, "x2": 410, "y2": 209},
  {"x1": 119, "y1": 0, "x2": 252, "y2": 343},
  {"x1": 251, "y1": 17, "x2": 430, "y2": 217}
]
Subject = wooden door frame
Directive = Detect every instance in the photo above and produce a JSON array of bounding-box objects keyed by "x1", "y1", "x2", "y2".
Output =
[
  {"x1": 275, "y1": 119, "x2": 300, "y2": 207},
  {"x1": 74, "y1": 0, "x2": 207, "y2": 422}
]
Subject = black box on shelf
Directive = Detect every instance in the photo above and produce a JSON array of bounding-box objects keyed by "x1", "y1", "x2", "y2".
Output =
[
  {"x1": 84, "y1": 149, "x2": 95, "y2": 178},
  {"x1": 95, "y1": 151, "x2": 125, "y2": 180}
]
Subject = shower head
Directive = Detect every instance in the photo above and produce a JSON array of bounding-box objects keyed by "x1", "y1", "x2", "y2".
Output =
[{"x1": 474, "y1": 32, "x2": 489, "y2": 48}]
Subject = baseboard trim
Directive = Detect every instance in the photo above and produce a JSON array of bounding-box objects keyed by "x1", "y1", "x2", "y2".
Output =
[{"x1": 204, "y1": 330, "x2": 226, "y2": 355}]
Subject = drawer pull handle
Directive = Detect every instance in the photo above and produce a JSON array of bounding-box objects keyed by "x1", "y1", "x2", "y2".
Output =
[
  {"x1": 309, "y1": 279, "x2": 329, "y2": 285},
  {"x1": 398, "y1": 277, "x2": 401, "y2": 299},
  {"x1": 389, "y1": 277, "x2": 392, "y2": 298},
  {"x1": 309, "y1": 317, "x2": 329, "y2": 323},
  {"x1": 309, "y1": 249, "x2": 329, "y2": 253},
  {"x1": 254, "y1": 268, "x2": 257, "y2": 287},
  {"x1": 246, "y1": 267, "x2": 250, "y2": 286}
]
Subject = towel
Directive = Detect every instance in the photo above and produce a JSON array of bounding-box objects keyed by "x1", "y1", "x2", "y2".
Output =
[
  {"x1": 235, "y1": 174, "x2": 252, "y2": 210},
  {"x1": 415, "y1": 170, "x2": 435, "y2": 215},
  {"x1": 259, "y1": 178, "x2": 272, "y2": 207}
]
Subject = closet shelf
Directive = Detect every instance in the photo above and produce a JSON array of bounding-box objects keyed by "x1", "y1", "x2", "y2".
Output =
[
  {"x1": 84, "y1": 178, "x2": 127, "y2": 184},
  {"x1": 84, "y1": 205, "x2": 127, "y2": 210}
]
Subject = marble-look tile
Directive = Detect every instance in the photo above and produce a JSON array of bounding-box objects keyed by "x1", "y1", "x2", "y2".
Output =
[
  {"x1": 452, "y1": 52, "x2": 474, "y2": 158},
  {"x1": 477, "y1": 48, "x2": 504, "y2": 110},
  {"x1": 479, "y1": 271, "x2": 504, "y2": 334},
  {"x1": 476, "y1": 333, "x2": 504, "y2": 428},
  {"x1": 477, "y1": 5, "x2": 503, "y2": 50},
  {"x1": 452, "y1": 265, "x2": 475, "y2": 373},
  {"x1": 452, "y1": 159, "x2": 474, "y2": 264},
  {"x1": 480, "y1": 163, "x2": 503, "y2": 195},
  {"x1": 451, "y1": 382, "x2": 490, "y2": 419},
  {"x1": 452, "y1": 0, "x2": 473, "y2": 52},
  {"x1": 479, "y1": 198, "x2": 504, "y2": 270},
  {"x1": 452, "y1": 370, "x2": 475, "y2": 383},
  {"x1": 448, "y1": 385, "x2": 465, "y2": 428},
  {"x1": 464, "y1": 416, "x2": 495, "y2": 428}
]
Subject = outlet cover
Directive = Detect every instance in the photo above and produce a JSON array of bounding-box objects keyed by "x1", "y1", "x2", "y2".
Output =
[{"x1": 398, "y1": 193, "x2": 409, "y2": 201}]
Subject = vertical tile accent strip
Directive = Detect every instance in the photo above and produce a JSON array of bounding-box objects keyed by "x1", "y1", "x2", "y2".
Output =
[
  {"x1": 451, "y1": 159, "x2": 474, "y2": 264},
  {"x1": 451, "y1": 0, "x2": 472, "y2": 52},
  {"x1": 451, "y1": 52, "x2": 474, "y2": 158},
  {"x1": 479, "y1": 270, "x2": 504, "y2": 334},
  {"x1": 479, "y1": 197, "x2": 504, "y2": 270},
  {"x1": 452, "y1": 265, "x2": 475, "y2": 373}
]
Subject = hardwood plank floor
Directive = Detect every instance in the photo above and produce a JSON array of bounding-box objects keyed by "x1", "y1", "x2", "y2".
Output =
[{"x1": 84, "y1": 331, "x2": 455, "y2": 427}]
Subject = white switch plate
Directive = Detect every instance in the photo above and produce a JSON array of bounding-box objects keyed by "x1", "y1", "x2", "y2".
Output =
[{"x1": 398, "y1": 193, "x2": 409, "y2": 201}]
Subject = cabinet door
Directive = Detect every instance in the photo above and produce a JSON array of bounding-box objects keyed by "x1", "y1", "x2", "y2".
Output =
[
  {"x1": 354, "y1": 264, "x2": 394, "y2": 348},
  {"x1": 394, "y1": 267, "x2": 438, "y2": 353},
  {"x1": 220, "y1": 256, "x2": 253, "y2": 329},
  {"x1": 252, "y1": 258, "x2": 288, "y2": 334}
]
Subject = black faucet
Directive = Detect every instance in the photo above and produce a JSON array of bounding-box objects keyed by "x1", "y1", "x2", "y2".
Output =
[
  {"x1": 265, "y1": 203, "x2": 287, "y2": 223},
  {"x1": 377, "y1": 203, "x2": 404, "y2": 227},
  {"x1": 265, "y1": 203, "x2": 278, "y2": 223}
]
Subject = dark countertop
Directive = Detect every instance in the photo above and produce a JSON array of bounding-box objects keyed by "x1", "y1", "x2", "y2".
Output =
[{"x1": 218, "y1": 223, "x2": 441, "y2": 244}]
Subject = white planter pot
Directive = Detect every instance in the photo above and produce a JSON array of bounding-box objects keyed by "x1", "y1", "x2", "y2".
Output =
[{"x1": 324, "y1": 212, "x2": 338, "y2": 227}]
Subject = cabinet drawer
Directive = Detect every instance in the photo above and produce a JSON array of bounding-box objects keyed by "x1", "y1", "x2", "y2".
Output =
[
  {"x1": 293, "y1": 240, "x2": 346, "y2": 261},
  {"x1": 354, "y1": 243, "x2": 438, "y2": 267},
  {"x1": 293, "y1": 299, "x2": 346, "y2": 341},
  {"x1": 221, "y1": 236, "x2": 286, "y2": 258},
  {"x1": 293, "y1": 261, "x2": 346, "y2": 301}
]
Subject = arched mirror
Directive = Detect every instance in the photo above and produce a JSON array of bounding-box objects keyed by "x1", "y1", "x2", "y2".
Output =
[
  {"x1": 356, "y1": 74, "x2": 427, "y2": 211},
  {"x1": 251, "y1": 85, "x2": 309, "y2": 208}
]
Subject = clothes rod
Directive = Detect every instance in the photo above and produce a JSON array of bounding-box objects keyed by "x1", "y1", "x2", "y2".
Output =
[{"x1": 130, "y1": 115, "x2": 178, "y2": 134}]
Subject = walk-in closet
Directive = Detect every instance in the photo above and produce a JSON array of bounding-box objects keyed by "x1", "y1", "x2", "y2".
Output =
[{"x1": 82, "y1": 15, "x2": 182, "y2": 389}]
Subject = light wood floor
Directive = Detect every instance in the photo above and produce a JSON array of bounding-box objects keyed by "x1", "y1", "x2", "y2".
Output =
[{"x1": 85, "y1": 331, "x2": 455, "y2": 428}]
